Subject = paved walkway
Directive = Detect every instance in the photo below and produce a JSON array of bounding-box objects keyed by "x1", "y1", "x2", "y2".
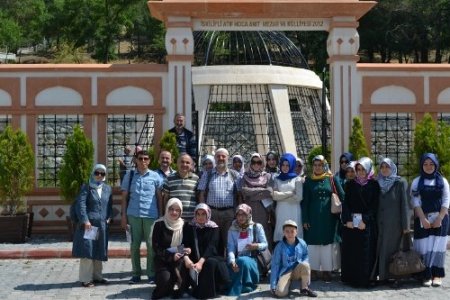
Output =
[{"x1": 1, "y1": 235, "x2": 450, "y2": 299}]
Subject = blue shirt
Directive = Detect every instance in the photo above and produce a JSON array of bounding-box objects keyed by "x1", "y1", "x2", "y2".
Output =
[
  {"x1": 227, "y1": 223, "x2": 268, "y2": 264},
  {"x1": 270, "y1": 237, "x2": 309, "y2": 290},
  {"x1": 197, "y1": 168, "x2": 240, "y2": 208},
  {"x1": 121, "y1": 169, "x2": 163, "y2": 219}
]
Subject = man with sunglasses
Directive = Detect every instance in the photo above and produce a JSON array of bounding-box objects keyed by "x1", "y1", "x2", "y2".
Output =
[{"x1": 121, "y1": 150, "x2": 163, "y2": 285}]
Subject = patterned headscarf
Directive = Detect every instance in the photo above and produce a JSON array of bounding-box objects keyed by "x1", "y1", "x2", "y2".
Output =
[
  {"x1": 417, "y1": 153, "x2": 444, "y2": 194},
  {"x1": 230, "y1": 203, "x2": 254, "y2": 231},
  {"x1": 89, "y1": 164, "x2": 107, "y2": 189},
  {"x1": 201, "y1": 155, "x2": 215, "y2": 172},
  {"x1": 277, "y1": 153, "x2": 298, "y2": 181},
  {"x1": 377, "y1": 157, "x2": 401, "y2": 194},
  {"x1": 163, "y1": 198, "x2": 184, "y2": 247},
  {"x1": 232, "y1": 154, "x2": 245, "y2": 175},
  {"x1": 311, "y1": 155, "x2": 332, "y2": 180},
  {"x1": 246, "y1": 153, "x2": 264, "y2": 178},
  {"x1": 190, "y1": 203, "x2": 218, "y2": 228},
  {"x1": 355, "y1": 157, "x2": 375, "y2": 186}
]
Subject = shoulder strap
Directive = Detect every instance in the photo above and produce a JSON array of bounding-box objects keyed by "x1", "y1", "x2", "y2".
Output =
[
  {"x1": 330, "y1": 175, "x2": 337, "y2": 194},
  {"x1": 126, "y1": 170, "x2": 134, "y2": 207}
]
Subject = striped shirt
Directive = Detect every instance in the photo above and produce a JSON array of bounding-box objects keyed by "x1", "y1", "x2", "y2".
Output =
[
  {"x1": 197, "y1": 168, "x2": 240, "y2": 208},
  {"x1": 162, "y1": 172, "x2": 199, "y2": 219}
]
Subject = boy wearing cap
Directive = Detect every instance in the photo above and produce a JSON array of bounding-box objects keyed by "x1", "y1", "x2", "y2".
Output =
[{"x1": 270, "y1": 220, "x2": 317, "y2": 297}]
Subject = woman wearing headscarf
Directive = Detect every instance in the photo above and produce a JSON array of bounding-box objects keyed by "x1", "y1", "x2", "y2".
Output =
[
  {"x1": 411, "y1": 153, "x2": 449, "y2": 287},
  {"x1": 180, "y1": 203, "x2": 230, "y2": 299},
  {"x1": 341, "y1": 157, "x2": 380, "y2": 287},
  {"x1": 335, "y1": 152, "x2": 354, "y2": 189},
  {"x1": 72, "y1": 164, "x2": 113, "y2": 287},
  {"x1": 272, "y1": 153, "x2": 303, "y2": 243},
  {"x1": 152, "y1": 198, "x2": 190, "y2": 299},
  {"x1": 241, "y1": 153, "x2": 274, "y2": 249},
  {"x1": 227, "y1": 204, "x2": 268, "y2": 296},
  {"x1": 198, "y1": 154, "x2": 215, "y2": 178},
  {"x1": 345, "y1": 161, "x2": 357, "y2": 181},
  {"x1": 302, "y1": 155, "x2": 344, "y2": 282},
  {"x1": 265, "y1": 150, "x2": 280, "y2": 180},
  {"x1": 372, "y1": 157, "x2": 410, "y2": 286},
  {"x1": 232, "y1": 154, "x2": 245, "y2": 176},
  {"x1": 295, "y1": 157, "x2": 306, "y2": 181}
]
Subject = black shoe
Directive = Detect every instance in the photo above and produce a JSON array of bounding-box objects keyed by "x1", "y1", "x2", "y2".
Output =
[
  {"x1": 300, "y1": 288, "x2": 317, "y2": 297},
  {"x1": 128, "y1": 276, "x2": 141, "y2": 284},
  {"x1": 93, "y1": 278, "x2": 108, "y2": 284}
]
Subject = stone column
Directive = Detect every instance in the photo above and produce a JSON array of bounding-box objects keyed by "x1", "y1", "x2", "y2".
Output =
[
  {"x1": 327, "y1": 17, "x2": 361, "y2": 170},
  {"x1": 164, "y1": 16, "x2": 194, "y2": 131}
]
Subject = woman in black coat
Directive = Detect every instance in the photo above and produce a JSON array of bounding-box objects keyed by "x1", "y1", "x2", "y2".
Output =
[
  {"x1": 72, "y1": 164, "x2": 113, "y2": 287},
  {"x1": 180, "y1": 203, "x2": 230, "y2": 299},
  {"x1": 152, "y1": 198, "x2": 190, "y2": 299},
  {"x1": 341, "y1": 157, "x2": 380, "y2": 288}
]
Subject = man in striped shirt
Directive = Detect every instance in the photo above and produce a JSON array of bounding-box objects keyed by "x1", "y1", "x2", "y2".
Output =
[{"x1": 161, "y1": 154, "x2": 199, "y2": 219}]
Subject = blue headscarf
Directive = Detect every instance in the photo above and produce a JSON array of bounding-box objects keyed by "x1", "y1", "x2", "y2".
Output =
[
  {"x1": 377, "y1": 157, "x2": 400, "y2": 194},
  {"x1": 277, "y1": 153, "x2": 298, "y2": 181},
  {"x1": 417, "y1": 153, "x2": 444, "y2": 193},
  {"x1": 89, "y1": 164, "x2": 107, "y2": 189}
]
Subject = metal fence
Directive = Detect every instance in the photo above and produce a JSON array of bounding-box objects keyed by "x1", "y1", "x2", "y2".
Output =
[
  {"x1": 371, "y1": 113, "x2": 414, "y2": 178},
  {"x1": 36, "y1": 115, "x2": 82, "y2": 187},
  {"x1": 106, "y1": 114, "x2": 155, "y2": 186}
]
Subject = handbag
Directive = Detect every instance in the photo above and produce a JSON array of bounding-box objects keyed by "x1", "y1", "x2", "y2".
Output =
[
  {"x1": 329, "y1": 176, "x2": 342, "y2": 214},
  {"x1": 388, "y1": 232, "x2": 425, "y2": 276},
  {"x1": 252, "y1": 223, "x2": 272, "y2": 276}
]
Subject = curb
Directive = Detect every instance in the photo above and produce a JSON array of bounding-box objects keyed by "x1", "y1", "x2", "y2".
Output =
[{"x1": 0, "y1": 248, "x2": 147, "y2": 259}]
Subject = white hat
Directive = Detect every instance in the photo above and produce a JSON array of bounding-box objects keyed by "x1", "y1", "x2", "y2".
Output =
[{"x1": 283, "y1": 219, "x2": 298, "y2": 229}]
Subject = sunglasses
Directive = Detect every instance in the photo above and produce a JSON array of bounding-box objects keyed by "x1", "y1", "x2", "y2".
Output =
[
  {"x1": 94, "y1": 171, "x2": 106, "y2": 176},
  {"x1": 138, "y1": 157, "x2": 150, "y2": 161},
  {"x1": 251, "y1": 160, "x2": 262, "y2": 165}
]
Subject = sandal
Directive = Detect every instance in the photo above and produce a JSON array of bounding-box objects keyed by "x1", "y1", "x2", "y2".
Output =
[{"x1": 81, "y1": 282, "x2": 94, "y2": 288}]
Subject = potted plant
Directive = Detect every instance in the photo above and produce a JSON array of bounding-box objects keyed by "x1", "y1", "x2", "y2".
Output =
[
  {"x1": 58, "y1": 125, "x2": 94, "y2": 241},
  {"x1": 0, "y1": 125, "x2": 35, "y2": 243}
]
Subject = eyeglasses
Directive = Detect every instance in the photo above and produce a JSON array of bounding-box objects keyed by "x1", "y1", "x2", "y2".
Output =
[
  {"x1": 138, "y1": 157, "x2": 150, "y2": 161},
  {"x1": 251, "y1": 160, "x2": 262, "y2": 165},
  {"x1": 94, "y1": 171, "x2": 106, "y2": 176}
]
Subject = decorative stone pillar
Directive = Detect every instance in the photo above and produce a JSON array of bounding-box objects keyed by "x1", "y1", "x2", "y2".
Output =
[
  {"x1": 164, "y1": 16, "x2": 194, "y2": 131},
  {"x1": 327, "y1": 17, "x2": 361, "y2": 170}
]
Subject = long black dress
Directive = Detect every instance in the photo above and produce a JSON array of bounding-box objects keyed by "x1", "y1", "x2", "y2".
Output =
[
  {"x1": 151, "y1": 219, "x2": 184, "y2": 300},
  {"x1": 341, "y1": 179, "x2": 380, "y2": 287},
  {"x1": 181, "y1": 222, "x2": 230, "y2": 299}
]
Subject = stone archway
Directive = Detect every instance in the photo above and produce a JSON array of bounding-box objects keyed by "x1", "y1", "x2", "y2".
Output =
[{"x1": 147, "y1": 0, "x2": 376, "y2": 166}]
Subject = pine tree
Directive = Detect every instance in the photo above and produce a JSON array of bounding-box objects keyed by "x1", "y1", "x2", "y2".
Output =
[
  {"x1": 58, "y1": 125, "x2": 94, "y2": 204},
  {"x1": 348, "y1": 116, "x2": 370, "y2": 160},
  {"x1": 410, "y1": 113, "x2": 450, "y2": 181}
]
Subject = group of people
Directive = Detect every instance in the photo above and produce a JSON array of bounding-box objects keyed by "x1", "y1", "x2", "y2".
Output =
[{"x1": 71, "y1": 126, "x2": 450, "y2": 298}]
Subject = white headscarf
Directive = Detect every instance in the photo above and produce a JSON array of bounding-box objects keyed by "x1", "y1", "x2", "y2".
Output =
[{"x1": 163, "y1": 198, "x2": 184, "y2": 247}]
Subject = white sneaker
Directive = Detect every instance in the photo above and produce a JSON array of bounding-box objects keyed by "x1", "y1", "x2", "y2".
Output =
[
  {"x1": 423, "y1": 279, "x2": 432, "y2": 287},
  {"x1": 432, "y1": 278, "x2": 442, "y2": 287}
]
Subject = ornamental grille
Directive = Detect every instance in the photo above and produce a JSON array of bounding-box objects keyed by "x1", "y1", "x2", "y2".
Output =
[
  {"x1": 200, "y1": 84, "x2": 282, "y2": 164},
  {"x1": 371, "y1": 113, "x2": 413, "y2": 178},
  {"x1": 36, "y1": 115, "x2": 82, "y2": 187},
  {"x1": 288, "y1": 86, "x2": 327, "y2": 161},
  {"x1": 0, "y1": 115, "x2": 11, "y2": 133},
  {"x1": 107, "y1": 114, "x2": 154, "y2": 186}
]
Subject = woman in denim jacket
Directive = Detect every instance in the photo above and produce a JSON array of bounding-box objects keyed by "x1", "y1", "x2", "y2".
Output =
[{"x1": 226, "y1": 204, "x2": 268, "y2": 296}]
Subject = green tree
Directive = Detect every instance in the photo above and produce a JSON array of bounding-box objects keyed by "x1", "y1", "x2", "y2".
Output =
[
  {"x1": 0, "y1": 13, "x2": 22, "y2": 56},
  {"x1": 58, "y1": 125, "x2": 94, "y2": 204},
  {"x1": 348, "y1": 116, "x2": 370, "y2": 160},
  {"x1": 409, "y1": 113, "x2": 450, "y2": 181},
  {"x1": 148, "y1": 131, "x2": 180, "y2": 170},
  {"x1": 0, "y1": 126, "x2": 35, "y2": 215}
]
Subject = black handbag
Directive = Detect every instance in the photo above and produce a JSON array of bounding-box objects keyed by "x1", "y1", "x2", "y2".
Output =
[
  {"x1": 388, "y1": 232, "x2": 425, "y2": 276},
  {"x1": 252, "y1": 223, "x2": 272, "y2": 276}
]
